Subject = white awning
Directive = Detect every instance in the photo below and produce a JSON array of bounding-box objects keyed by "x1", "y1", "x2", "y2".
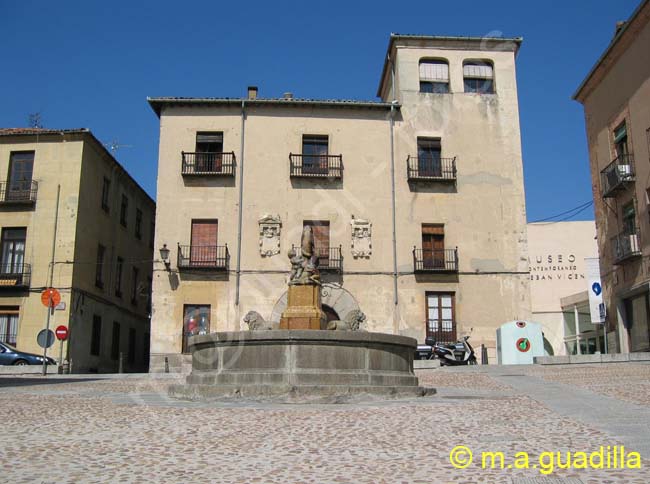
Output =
[
  {"x1": 419, "y1": 61, "x2": 449, "y2": 81},
  {"x1": 463, "y1": 63, "x2": 493, "y2": 79}
]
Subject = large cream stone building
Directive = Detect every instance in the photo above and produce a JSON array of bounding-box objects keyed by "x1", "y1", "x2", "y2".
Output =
[
  {"x1": 148, "y1": 34, "x2": 531, "y2": 371},
  {"x1": 0, "y1": 128, "x2": 155, "y2": 372},
  {"x1": 574, "y1": 0, "x2": 650, "y2": 353}
]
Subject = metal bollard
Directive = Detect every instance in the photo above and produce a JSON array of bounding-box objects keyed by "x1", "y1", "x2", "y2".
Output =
[
  {"x1": 119, "y1": 352, "x2": 124, "y2": 373},
  {"x1": 164, "y1": 356, "x2": 169, "y2": 373},
  {"x1": 481, "y1": 344, "x2": 489, "y2": 365}
]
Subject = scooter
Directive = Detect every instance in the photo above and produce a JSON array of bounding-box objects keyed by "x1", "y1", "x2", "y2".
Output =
[{"x1": 427, "y1": 335, "x2": 477, "y2": 366}]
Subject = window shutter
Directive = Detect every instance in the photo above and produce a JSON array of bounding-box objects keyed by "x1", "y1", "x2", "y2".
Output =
[
  {"x1": 422, "y1": 224, "x2": 444, "y2": 235},
  {"x1": 191, "y1": 220, "x2": 218, "y2": 246},
  {"x1": 463, "y1": 63, "x2": 493, "y2": 79},
  {"x1": 614, "y1": 123, "x2": 627, "y2": 143},
  {"x1": 304, "y1": 221, "x2": 330, "y2": 249},
  {"x1": 419, "y1": 61, "x2": 449, "y2": 81}
]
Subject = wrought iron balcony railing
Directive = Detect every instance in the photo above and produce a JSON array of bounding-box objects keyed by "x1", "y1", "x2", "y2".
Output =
[
  {"x1": 0, "y1": 263, "x2": 31, "y2": 289},
  {"x1": 290, "y1": 245, "x2": 343, "y2": 273},
  {"x1": 289, "y1": 154, "x2": 343, "y2": 179},
  {"x1": 601, "y1": 154, "x2": 635, "y2": 198},
  {"x1": 407, "y1": 156, "x2": 457, "y2": 181},
  {"x1": 0, "y1": 180, "x2": 38, "y2": 204},
  {"x1": 612, "y1": 230, "x2": 641, "y2": 265},
  {"x1": 181, "y1": 152, "x2": 236, "y2": 176},
  {"x1": 425, "y1": 325, "x2": 457, "y2": 346},
  {"x1": 177, "y1": 244, "x2": 229, "y2": 271},
  {"x1": 413, "y1": 248, "x2": 458, "y2": 273}
]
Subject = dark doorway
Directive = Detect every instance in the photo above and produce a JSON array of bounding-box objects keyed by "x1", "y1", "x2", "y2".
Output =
[{"x1": 322, "y1": 304, "x2": 339, "y2": 323}]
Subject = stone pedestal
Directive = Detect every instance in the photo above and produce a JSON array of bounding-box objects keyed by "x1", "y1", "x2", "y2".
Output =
[{"x1": 280, "y1": 284, "x2": 324, "y2": 330}]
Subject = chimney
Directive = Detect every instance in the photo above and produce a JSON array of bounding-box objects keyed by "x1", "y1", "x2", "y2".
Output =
[
  {"x1": 283, "y1": 92, "x2": 294, "y2": 99},
  {"x1": 247, "y1": 86, "x2": 258, "y2": 100}
]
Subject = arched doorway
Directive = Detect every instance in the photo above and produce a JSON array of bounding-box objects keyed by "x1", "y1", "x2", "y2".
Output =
[
  {"x1": 270, "y1": 284, "x2": 361, "y2": 324},
  {"x1": 322, "y1": 305, "x2": 339, "y2": 324}
]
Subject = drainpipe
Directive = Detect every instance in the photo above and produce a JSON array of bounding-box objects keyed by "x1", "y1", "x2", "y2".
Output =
[
  {"x1": 388, "y1": 53, "x2": 399, "y2": 330},
  {"x1": 235, "y1": 100, "x2": 246, "y2": 306}
]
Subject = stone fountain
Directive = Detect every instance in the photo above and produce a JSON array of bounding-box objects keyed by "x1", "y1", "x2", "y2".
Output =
[{"x1": 169, "y1": 226, "x2": 434, "y2": 403}]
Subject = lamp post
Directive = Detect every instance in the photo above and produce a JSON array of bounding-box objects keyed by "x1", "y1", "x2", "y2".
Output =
[{"x1": 159, "y1": 244, "x2": 171, "y2": 270}]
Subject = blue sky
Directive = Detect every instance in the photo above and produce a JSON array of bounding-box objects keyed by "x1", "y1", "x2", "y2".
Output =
[{"x1": 0, "y1": 0, "x2": 641, "y2": 221}]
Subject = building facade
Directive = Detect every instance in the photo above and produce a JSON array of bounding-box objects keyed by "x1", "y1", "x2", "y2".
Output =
[
  {"x1": 0, "y1": 128, "x2": 155, "y2": 372},
  {"x1": 149, "y1": 34, "x2": 531, "y2": 371},
  {"x1": 527, "y1": 221, "x2": 599, "y2": 355},
  {"x1": 574, "y1": 0, "x2": 650, "y2": 353}
]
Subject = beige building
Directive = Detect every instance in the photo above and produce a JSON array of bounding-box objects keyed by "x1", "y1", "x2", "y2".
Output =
[
  {"x1": 574, "y1": 0, "x2": 650, "y2": 353},
  {"x1": 0, "y1": 128, "x2": 155, "y2": 372},
  {"x1": 148, "y1": 34, "x2": 531, "y2": 371},
  {"x1": 527, "y1": 221, "x2": 599, "y2": 355}
]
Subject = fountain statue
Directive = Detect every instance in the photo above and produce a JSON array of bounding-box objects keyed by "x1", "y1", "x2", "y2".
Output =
[{"x1": 168, "y1": 225, "x2": 434, "y2": 403}]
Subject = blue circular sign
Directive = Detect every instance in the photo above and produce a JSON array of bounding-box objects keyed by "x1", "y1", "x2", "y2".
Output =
[{"x1": 592, "y1": 282, "x2": 602, "y2": 296}]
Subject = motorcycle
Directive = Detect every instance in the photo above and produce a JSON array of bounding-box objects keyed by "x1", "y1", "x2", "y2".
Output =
[{"x1": 426, "y1": 335, "x2": 477, "y2": 366}]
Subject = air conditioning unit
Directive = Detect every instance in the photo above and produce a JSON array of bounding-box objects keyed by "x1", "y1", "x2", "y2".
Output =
[{"x1": 617, "y1": 164, "x2": 632, "y2": 179}]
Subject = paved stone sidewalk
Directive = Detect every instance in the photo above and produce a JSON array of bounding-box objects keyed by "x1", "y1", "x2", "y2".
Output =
[{"x1": 0, "y1": 365, "x2": 648, "y2": 483}]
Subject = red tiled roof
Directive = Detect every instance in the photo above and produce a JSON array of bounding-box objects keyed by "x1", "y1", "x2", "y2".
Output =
[{"x1": 0, "y1": 128, "x2": 88, "y2": 136}]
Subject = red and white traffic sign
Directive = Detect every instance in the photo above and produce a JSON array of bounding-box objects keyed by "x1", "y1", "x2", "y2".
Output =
[
  {"x1": 41, "y1": 288, "x2": 61, "y2": 308},
  {"x1": 55, "y1": 325, "x2": 69, "y2": 341}
]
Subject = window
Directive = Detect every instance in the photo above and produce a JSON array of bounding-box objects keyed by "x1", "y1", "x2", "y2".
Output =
[
  {"x1": 95, "y1": 244, "x2": 105, "y2": 288},
  {"x1": 143, "y1": 332, "x2": 150, "y2": 361},
  {"x1": 426, "y1": 292, "x2": 456, "y2": 344},
  {"x1": 135, "y1": 209, "x2": 142, "y2": 239},
  {"x1": 422, "y1": 224, "x2": 445, "y2": 269},
  {"x1": 128, "y1": 328, "x2": 136, "y2": 364},
  {"x1": 195, "y1": 132, "x2": 224, "y2": 172},
  {"x1": 91, "y1": 315, "x2": 101, "y2": 356},
  {"x1": 101, "y1": 177, "x2": 111, "y2": 212},
  {"x1": 417, "y1": 138, "x2": 442, "y2": 177},
  {"x1": 419, "y1": 59, "x2": 449, "y2": 93},
  {"x1": 190, "y1": 219, "x2": 218, "y2": 266},
  {"x1": 149, "y1": 219, "x2": 155, "y2": 249},
  {"x1": 7, "y1": 151, "x2": 34, "y2": 201},
  {"x1": 613, "y1": 122, "x2": 629, "y2": 159},
  {"x1": 115, "y1": 257, "x2": 124, "y2": 297},
  {"x1": 0, "y1": 307, "x2": 19, "y2": 345},
  {"x1": 303, "y1": 220, "x2": 330, "y2": 267},
  {"x1": 111, "y1": 322, "x2": 120, "y2": 360},
  {"x1": 182, "y1": 305, "x2": 210, "y2": 353},
  {"x1": 1, "y1": 228, "x2": 26, "y2": 276},
  {"x1": 120, "y1": 194, "x2": 128, "y2": 227},
  {"x1": 131, "y1": 266, "x2": 139, "y2": 305},
  {"x1": 302, "y1": 135, "x2": 329, "y2": 175},
  {"x1": 463, "y1": 61, "x2": 494, "y2": 94},
  {"x1": 622, "y1": 202, "x2": 637, "y2": 235}
]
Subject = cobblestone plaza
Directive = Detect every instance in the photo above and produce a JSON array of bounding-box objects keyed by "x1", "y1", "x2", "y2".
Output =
[{"x1": 1, "y1": 363, "x2": 649, "y2": 483}]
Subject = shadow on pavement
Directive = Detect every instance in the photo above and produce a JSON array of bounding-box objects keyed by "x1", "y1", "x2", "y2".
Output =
[{"x1": 0, "y1": 378, "x2": 102, "y2": 388}]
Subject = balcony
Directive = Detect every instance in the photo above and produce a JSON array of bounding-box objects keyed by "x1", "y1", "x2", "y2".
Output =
[
  {"x1": 612, "y1": 230, "x2": 641, "y2": 265},
  {"x1": 413, "y1": 248, "x2": 458, "y2": 273},
  {"x1": 0, "y1": 181, "x2": 38, "y2": 205},
  {"x1": 407, "y1": 156, "x2": 457, "y2": 181},
  {"x1": 289, "y1": 154, "x2": 343, "y2": 179},
  {"x1": 601, "y1": 154, "x2": 635, "y2": 198},
  {"x1": 291, "y1": 245, "x2": 343, "y2": 273},
  {"x1": 0, "y1": 264, "x2": 31, "y2": 289},
  {"x1": 177, "y1": 244, "x2": 229, "y2": 271},
  {"x1": 181, "y1": 152, "x2": 236, "y2": 177}
]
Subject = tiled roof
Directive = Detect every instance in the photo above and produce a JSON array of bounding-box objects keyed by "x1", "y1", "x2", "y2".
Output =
[
  {"x1": 147, "y1": 97, "x2": 397, "y2": 116},
  {"x1": 0, "y1": 128, "x2": 89, "y2": 136}
]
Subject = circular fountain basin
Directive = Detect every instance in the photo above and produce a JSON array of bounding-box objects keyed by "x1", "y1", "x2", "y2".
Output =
[{"x1": 169, "y1": 330, "x2": 435, "y2": 403}]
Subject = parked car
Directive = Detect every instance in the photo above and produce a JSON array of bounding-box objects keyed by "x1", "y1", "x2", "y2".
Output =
[{"x1": 0, "y1": 342, "x2": 56, "y2": 366}]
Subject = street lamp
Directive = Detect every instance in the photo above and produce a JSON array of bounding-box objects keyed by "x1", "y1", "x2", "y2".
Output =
[{"x1": 159, "y1": 244, "x2": 171, "y2": 270}]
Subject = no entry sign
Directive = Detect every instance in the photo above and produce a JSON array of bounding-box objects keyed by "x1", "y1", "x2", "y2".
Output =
[
  {"x1": 41, "y1": 288, "x2": 61, "y2": 308},
  {"x1": 55, "y1": 325, "x2": 69, "y2": 341}
]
